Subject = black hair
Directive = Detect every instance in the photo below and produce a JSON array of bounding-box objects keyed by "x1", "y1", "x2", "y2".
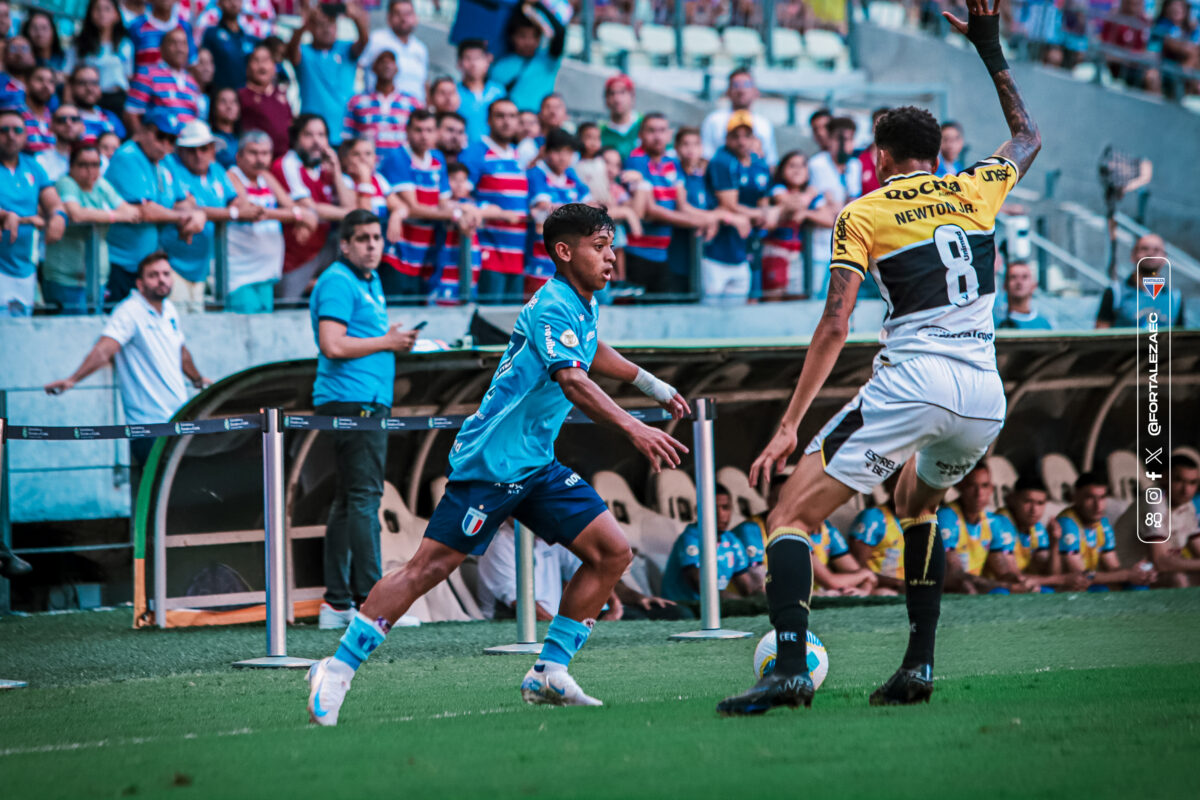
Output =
[
  {"x1": 540, "y1": 92, "x2": 564, "y2": 111},
  {"x1": 1172, "y1": 454, "x2": 1199, "y2": 471},
  {"x1": 505, "y1": 6, "x2": 542, "y2": 39},
  {"x1": 488, "y1": 97, "x2": 517, "y2": 118},
  {"x1": 289, "y1": 113, "x2": 328, "y2": 147},
  {"x1": 674, "y1": 125, "x2": 700, "y2": 147},
  {"x1": 941, "y1": 120, "x2": 964, "y2": 133},
  {"x1": 68, "y1": 142, "x2": 101, "y2": 166},
  {"x1": 715, "y1": 483, "x2": 732, "y2": 498},
  {"x1": 0, "y1": 106, "x2": 25, "y2": 121},
  {"x1": 337, "y1": 136, "x2": 370, "y2": 160},
  {"x1": 457, "y1": 38, "x2": 489, "y2": 60},
  {"x1": 75, "y1": 0, "x2": 129, "y2": 60},
  {"x1": 1012, "y1": 472, "x2": 1048, "y2": 494},
  {"x1": 577, "y1": 121, "x2": 599, "y2": 135},
  {"x1": 446, "y1": 161, "x2": 470, "y2": 177},
  {"x1": 136, "y1": 250, "x2": 171, "y2": 279},
  {"x1": 828, "y1": 116, "x2": 857, "y2": 135},
  {"x1": 388, "y1": 0, "x2": 414, "y2": 11},
  {"x1": 871, "y1": 106, "x2": 891, "y2": 122},
  {"x1": 22, "y1": 8, "x2": 65, "y2": 64},
  {"x1": 543, "y1": 203, "x2": 614, "y2": 257},
  {"x1": 873, "y1": 105, "x2": 942, "y2": 164},
  {"x1": 429, "y1": 75, "x2": 456, "y2": 93},
  {"x1": 808, "y1": 108, "x2": 832, "y2": 126},
  {"x1": 639, "y1": 112, "x2": 667, "y2": 134},
  {"x1": 1074, "y1": 471, "x2": 1108, "y2": 491},
  {"x1": 727, "y1": 67, "x2": 752, "y2": 84},
  {"x1": 544, "y1": 127, "x2": 578, "y2": 152},
  {"x1": 437, "y1": 110, "x2": 467, "y2": 127},
  {"x1": 772, "y1": 150, "x2": 809, "y2": 190},
  {"x1": 340, "y1": 209, "x2": 382, "y2": 241},
  {"x1": 407, "y1": 108, "x2": 436, "y2": 128},
  {"x1": 69, "y1": 64, "x2": 100, "y2": 84}
]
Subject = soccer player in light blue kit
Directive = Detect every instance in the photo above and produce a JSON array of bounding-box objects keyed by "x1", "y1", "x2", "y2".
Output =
[{"x1": 308, "y1": 204, "x2": 691, "y2": 725}]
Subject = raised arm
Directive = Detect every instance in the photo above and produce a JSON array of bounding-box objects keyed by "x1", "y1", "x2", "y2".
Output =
[{"x1": 944, "y1": 0, "x2": 1041, "y2": 179}]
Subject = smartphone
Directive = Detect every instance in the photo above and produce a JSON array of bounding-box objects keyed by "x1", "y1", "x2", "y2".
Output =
[
  {"x1": 320, "y1": 2, "x2": 347, "y2": 15},
  {"x1": 412, "y1": 320, "x2": 428, "y2": 331}
]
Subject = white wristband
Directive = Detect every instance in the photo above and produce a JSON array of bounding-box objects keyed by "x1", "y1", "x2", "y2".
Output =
[{"x1": 633, "y1": 367, "x2": 676, "y2": 404}]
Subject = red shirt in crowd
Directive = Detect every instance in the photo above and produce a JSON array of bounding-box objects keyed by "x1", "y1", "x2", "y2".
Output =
[
  {"x1": 272, "y1": 150, "x2": 335, "y2": 272},
  {"x1": 239, "y1": 84, "x2": 293, "y2": 160}
]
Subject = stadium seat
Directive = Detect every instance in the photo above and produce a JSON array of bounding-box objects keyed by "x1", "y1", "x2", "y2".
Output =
[
  {"x1": 770, "y1": 29, "x2": 805, "y2": 68},
  {"x1": 1107, "y1": 449, "x2": 1139, "y2": 504},
  {"x1": 717, "y1": 466, "x2": 767, "y2": 529},
  {"x1": 803, "y1": 30, "x2": 850, "y2": 71},
  {"x1": 597, "y1": 22, "x2": 639, "y2": 65},
  {"x1": 1041, "y1": 453, "x2": 1079, "y2": 504},
  {"x1": 639, "y1": 23, "x2": 677, "y2": 66},
  {"x1": 592, "y1": 471, "x2": 682, "y2": 570},
  {"x1": 682, "y1": 25, "x2": 722, "y2": 67},
  {"x1": 987, "y1": 455, "x2": 1018, "y2": 510},
  {"x1": 869, "y1": 0, "x2": 908, "y2": 29},
  {"x1": 722, "y1": 26, "x2": 765, "y2": 68},
  {"x1": 566, "y1": 24, "x2": 585, "y2": 59},
  {"x1": 377, "y1": 482, "x2": 482, "y2": 622},
  {"x1": 655, "y1": 469, "x2": 697, "y2": 526}
]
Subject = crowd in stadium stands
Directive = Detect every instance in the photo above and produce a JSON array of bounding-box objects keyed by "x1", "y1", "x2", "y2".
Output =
[
  {"x1": 913, "y1": 0, "x2": 1200, "y2": 99},
  {"x1": 0, "y1": 0, "x2": 1189, "y2": 318}
]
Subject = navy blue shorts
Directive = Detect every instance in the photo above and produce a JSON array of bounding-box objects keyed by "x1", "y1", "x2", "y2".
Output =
[{"x1": 424, "y1": 461, "x2": 610, "y2": 556}]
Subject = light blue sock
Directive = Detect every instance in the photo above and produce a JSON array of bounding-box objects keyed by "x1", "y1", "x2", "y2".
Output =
[
  {"x1": 536, "y1": 615, "x2": 592, "y2": 670},
  {"x1": 333, "y1": 612, "x2": 388, "y2": 671}
]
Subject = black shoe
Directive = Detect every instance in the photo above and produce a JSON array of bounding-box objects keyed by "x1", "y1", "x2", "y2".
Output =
[
  {"x1": 0, "y1": 554, "x2": 32, "y2": 579},
  {"x1": 717, "y1": 671, "x2": 815, "y2": 716},
  {"x1": 869, "y1": 665, "x2": 933, "y2": 706}
]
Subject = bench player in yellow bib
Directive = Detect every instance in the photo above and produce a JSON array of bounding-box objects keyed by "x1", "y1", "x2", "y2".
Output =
[{"x1": 718, "y1": 0, "x2": 1041, "y2": 715}]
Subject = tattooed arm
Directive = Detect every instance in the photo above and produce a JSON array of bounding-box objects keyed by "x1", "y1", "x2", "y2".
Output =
[
  {"x1": 749, "y1": 267, "x2": 863, "y2": 485},
  {"x1": 945, "y1": 0, "x2": 1041, "y2": 179}
]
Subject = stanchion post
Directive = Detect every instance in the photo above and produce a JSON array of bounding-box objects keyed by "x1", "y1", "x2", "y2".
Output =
[
  {"x1": 458, "y1": 235, "x2": 473, "y2": 305},
  {"x1": 233, "y1": 408, "x2": 314, "y2": 669},
  {"x1": 484, "y1": 522, "x2": 543, "y2": 654},
  {"x1": 0, "y1": 395, "x2": 26, "y2": 687},
  {"x1": 670, "y1": 399, "x2": 750, "y2": 641}
]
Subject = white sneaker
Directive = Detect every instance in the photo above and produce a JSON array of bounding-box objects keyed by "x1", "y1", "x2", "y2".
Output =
[
  {"x1": 307, "y1": 657, "x2": 354, "y2": 726},
  {"x1": 520, "y1": 666, "x2": 603, "y2": 707},
  {"x1": 318, "y1": 603, "x2": 355, "y2": 630}
]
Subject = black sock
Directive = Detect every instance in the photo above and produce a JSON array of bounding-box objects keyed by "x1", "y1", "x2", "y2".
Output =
[
  {"x1": 764, "y1": 528, "x2": 814, "y2": 676},
  {"x1": 901, "y1": 515, "x2": 944, "y2": 670}
]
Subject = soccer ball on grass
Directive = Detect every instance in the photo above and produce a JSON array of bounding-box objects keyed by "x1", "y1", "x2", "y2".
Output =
[{"x1": 752, "y1": 630, "x2": 829, "y2": 690}]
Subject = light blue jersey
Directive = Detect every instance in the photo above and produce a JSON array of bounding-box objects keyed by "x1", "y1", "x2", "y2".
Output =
[{"x1": 449, "y1": 273, "x2": 599, "y2": 483}]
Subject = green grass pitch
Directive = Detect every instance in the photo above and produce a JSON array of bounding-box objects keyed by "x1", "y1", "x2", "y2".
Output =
[{"x1": 2, "y1": 589, "x2": 1199, "y2": 799}]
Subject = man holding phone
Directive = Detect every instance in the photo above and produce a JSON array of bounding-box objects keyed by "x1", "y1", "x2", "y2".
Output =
[{"x1": 310, "y1": 208, "x2": 421, "y2": 629}]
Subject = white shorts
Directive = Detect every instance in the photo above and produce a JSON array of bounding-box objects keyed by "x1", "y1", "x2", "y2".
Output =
[
  {"x1": 804, "y1": 354, "x2": 1007, "y2": 493},
  {"x1": 0, "y1": 272, "x2": 36, "y2": 317},
  {"x1": 701, "y1": 258, "x2": 750, "y2": 305}
]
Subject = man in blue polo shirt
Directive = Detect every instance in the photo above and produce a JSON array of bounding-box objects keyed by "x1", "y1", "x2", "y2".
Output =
[
  {"x1": 703, "y1": 110, "x2": 774, "y2": 305},
  {"x1": 0, "y1": 104, "x2": 66, "y2": 316},
  {"x1": 201, "y1": 0, "x2": 259, "y2": 91},
  {"x1": 287, "y1": 3, "x2": 369, "y2": 144},
  {"x1": 105, "y1": 107, "x2": 207, "y2": 304},
  {"x1": 309, "y1": 209, "x2": 420, "y2": 630}
]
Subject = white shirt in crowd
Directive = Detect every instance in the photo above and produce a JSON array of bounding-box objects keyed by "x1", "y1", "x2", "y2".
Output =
[
  {"x1": 36, "y1": 149, "x2": 70, "y2": 183},
  {"x1": 699, "y1": 108, "x2": 778, "y2": 166},
  {"x1": 100, "y1": 290, "x2": 190, "y2": 425},
  {"x1": 226, "y1": 166, "x2": 284, "y2": 293},
  {"x1": 476, "y1": 522, "x2": 581, "y2": 619},
  {"x1": 357, "y1": 29, "x2": 429, "y2": 101},
  {"x1": 808, "y1": 150, "x2": 865, "y2": 264}
]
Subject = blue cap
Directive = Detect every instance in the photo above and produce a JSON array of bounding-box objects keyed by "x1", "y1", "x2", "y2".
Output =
[{"x1": 143, "y1": 107, "x2": 185, "y2": 136}]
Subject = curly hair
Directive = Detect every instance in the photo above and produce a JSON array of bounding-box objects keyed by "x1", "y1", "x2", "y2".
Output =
[{"x1": 873, "y1": 105, "x2": 942, "y2": 164}]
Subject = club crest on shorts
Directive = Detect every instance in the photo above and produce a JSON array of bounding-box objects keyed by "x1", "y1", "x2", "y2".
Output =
[{"x1": 462, "y1": 508, "x2": 488, "y2": 537}]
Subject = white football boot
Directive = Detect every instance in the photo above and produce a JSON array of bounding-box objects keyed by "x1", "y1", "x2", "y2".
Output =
[
  {"x1": 520, "y1": 665, "x2": 603, "y2": 707},
  {"x1": 307, "y1": 657, "x2": 355, "y2": 726}
]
